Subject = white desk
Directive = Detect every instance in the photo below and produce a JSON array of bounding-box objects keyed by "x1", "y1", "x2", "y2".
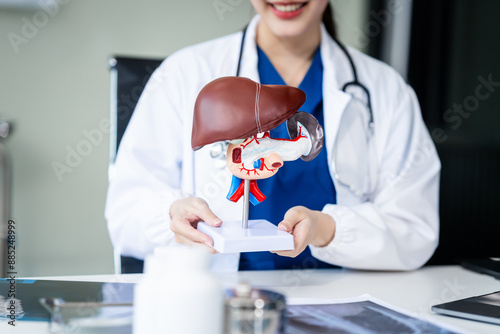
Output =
[{"x1": 2, "y1": 265, "x2": 499, "y2": 334}]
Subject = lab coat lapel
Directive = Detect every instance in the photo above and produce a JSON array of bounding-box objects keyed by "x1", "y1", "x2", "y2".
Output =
[
  {"x1": 320, "y1": 26, "x2": 352, "y2": 169},
  {"x1": 238, "y1": 16, "x2": 260, "y2": 82},
  {"x1": 323, "y1": 88, "x2": 351, "y2": 167}
]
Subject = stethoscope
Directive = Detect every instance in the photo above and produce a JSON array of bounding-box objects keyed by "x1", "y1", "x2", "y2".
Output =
[
  {"x1": 209, "y1": 24, "x2": 377, "y2": 199},
  {"x1": 236, "y1": 25, "x2": 374, "y2": 128},
  {"x1": 231, "y1": 25, "x2": 377, "y2": 199}
]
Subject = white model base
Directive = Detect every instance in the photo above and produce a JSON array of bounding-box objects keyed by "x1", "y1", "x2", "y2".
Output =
[{"x1": 197, "y1": 219, "x2": 294, "y2": 253}]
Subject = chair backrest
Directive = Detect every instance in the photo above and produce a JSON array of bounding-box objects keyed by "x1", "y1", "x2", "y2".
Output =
[
  {"x1": 109, "y1": 56, "x2": 163, "y2": 162},
  {"x1": 109, "y1": 56, "x2": 164, "y2": 274}
]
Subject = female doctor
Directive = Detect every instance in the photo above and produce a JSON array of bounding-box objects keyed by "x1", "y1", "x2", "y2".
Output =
[{"x1": 105, "y1": 1, "x2": 441, "y2": 272}]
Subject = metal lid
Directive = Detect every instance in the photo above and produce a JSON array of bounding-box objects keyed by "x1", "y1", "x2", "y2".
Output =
[{"x1": 226, "y1": 282, "x2": 286, "y2": 312}]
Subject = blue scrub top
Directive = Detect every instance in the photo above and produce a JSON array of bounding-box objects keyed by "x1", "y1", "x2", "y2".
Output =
[{"x1": 239, "y1": 47, "x2": 338, "y2": 271}]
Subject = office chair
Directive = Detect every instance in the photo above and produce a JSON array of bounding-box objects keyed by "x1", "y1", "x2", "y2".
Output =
[{"x1": 109, "y1": 56, "x2": 163, "y2": 274}]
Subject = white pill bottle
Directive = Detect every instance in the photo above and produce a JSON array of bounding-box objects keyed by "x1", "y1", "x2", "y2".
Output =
[{"x1": 133, "y1": 246, "x2": 224, "y2": 334}]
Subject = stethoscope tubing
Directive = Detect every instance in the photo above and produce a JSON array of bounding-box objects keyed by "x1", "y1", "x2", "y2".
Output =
[
  {"x1": 233, "y1": 24, "x2": 377, "y2": 199},
  {"x1": 236, "y1": 24, "x2": 374, "y2": 125}
]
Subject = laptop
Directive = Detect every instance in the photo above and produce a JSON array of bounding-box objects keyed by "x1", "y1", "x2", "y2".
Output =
[{"x1": 432, "y1": 291, "x2": 500, "y2": 325}]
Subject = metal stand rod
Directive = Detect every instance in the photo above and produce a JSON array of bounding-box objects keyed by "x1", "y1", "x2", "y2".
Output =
[{"x1": 242, "y1": 179, "x2": 250, "y2": 229}]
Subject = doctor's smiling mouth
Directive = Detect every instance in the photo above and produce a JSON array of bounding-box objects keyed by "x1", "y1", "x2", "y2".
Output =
[{"x1": 266, "y1": 1, "x2": 309, "y2": 19}]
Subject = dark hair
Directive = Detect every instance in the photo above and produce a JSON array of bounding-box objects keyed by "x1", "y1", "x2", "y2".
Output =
[{"x1": 322, "y1": 3, "x2": 337, "y2": 40}]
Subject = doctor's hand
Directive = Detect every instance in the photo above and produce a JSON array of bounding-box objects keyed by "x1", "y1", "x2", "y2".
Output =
[
  {"x1": 169, "y1": 197, "x2": 222, "y2": 254},
  {"x1": 272, "y1": 206, "x2": 336, "y2": 258}
]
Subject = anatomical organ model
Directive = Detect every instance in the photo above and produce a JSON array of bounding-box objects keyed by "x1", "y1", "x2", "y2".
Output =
[
  {"x1": 192, "y1": 76, "x2": 324, "y2": 205},
  {"x1": 191, "y1": 76, "x2": 324, "y2": 252}
]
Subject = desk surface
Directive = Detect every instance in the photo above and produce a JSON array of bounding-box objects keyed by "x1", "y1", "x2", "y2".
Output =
[{"x1": 2, "y1": 265, "x2": 499, "y2": 334}]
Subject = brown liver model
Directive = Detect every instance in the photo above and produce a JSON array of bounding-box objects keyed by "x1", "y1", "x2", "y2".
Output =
[{"x1": 191, "y1": 76, "x2": 306, "y2": 150}]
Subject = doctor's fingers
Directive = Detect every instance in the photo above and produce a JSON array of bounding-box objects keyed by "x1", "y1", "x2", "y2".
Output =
[
  {"x1": 172, "y1": 225, "x2": 218, "y2": 254},
  {"x1": 273, "y1": 207, "x2": 314, "y2": 257},
  {"x1": 277, "y1": 206, "x2": 309, "y2": 232},
  {"x1": 175, "y1": 235, "x2": 218, "y2": 254},
  {"x1": 272, "y1": 230, "x2": 308, "y2": 258},
  {"x1": 170, "y1": 197, "x2": 222, "y2": 227},
  {"x1": 170, "y1": 217, "x2": 212, "y2": 244}
]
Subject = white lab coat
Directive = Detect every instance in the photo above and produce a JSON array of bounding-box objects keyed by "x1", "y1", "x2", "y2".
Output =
[{"x1": 105, "y1": 16, "x2": 440, "y2": 272}]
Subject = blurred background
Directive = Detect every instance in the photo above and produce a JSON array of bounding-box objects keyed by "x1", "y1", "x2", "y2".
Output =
[{"x1": 0, "y1": 0, "x2": 498, "y2": 277}]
